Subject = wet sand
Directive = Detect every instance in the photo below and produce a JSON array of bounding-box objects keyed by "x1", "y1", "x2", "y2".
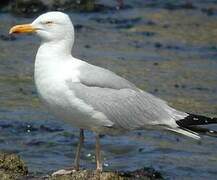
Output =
[{"x1": 0, "y1": 1, "x2": 217, "y2": 179}]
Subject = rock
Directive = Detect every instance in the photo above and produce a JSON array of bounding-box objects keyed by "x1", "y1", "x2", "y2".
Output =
[
  {"x1": 0, "y1": 152, "x2": 163, "y2": 179},
  {"x1": 5, "y1": 0, "x2": 98, "y2": 16},
  {"x1": 0, "y1": 152, "x2": 28, "y2": 180},
  {"x1": 50, "y1": 170, "x2": 121, "y2": 180},
  {"x1": 0, "y1": 34, "x2": 16, "y2": 41},
  {"x1": 140, "y1": 31, "x2": 156, "y2": 37},
  {"x1": 0, "y1": 0, "x2": 128, "y2": 15},
  {"x1": 49, "y1": 167, "x2": 163, "y2": 180},
  {"x1": 164, "y1": 1, "x2": 195, "y2": 10},
  {"x1": 0, "y1": 0, "x2": 10, "y2": 10},
  {"x1": 154, "y1": 42, "x2": 162, "y2": 48},
  {"x1": 11, "y1": 0, "x2": 48, "y2": 17},
  {"x1": 91, "y1": 17, "x2": 141, "y2": 29},
  {"x1": 201, "y1": 7, "x2": 216, "y2": 16}
]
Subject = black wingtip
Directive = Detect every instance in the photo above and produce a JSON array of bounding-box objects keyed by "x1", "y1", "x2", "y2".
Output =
[
  {"x1": 176, "y1": 114, "x2": 217, "y2": 138},
  {"x1": 184, "y1": 126, "x2": 217, "y2": 138},
  {"x1": 176, "y1": 114, "x2": 217, "y2": 127}
]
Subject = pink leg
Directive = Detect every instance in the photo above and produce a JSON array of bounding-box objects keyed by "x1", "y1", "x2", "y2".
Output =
[
  {"x1": 95, "y1": 134, "x2": 102, "y2": 172},
  {"x1": 74, "y1": 129, "x2": 84, "y2": 170}
]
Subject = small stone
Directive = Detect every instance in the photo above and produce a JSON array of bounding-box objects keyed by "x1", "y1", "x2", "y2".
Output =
[
  {"x1": 138, "y1": 148, "x2": 143, "y2": 152},
  {"x1": 141, "y1": 31, "x2": 155, "y2": 37},
  {"x1": 146, "y1": 20, "x2": 156, "y2": 26},
  {"x1": 103, "y1": 162, "x2": 109, "y2": 167},
  {"x1": 74, "y1": 24, "x2": 84, "y2": 31},
  {"x1": 85, "y1": 44, "x2": 91, "y2": 48},
  {"x1": 86, "y1": 153, "x2": 92, "y2": 157},
  {"x1": 154, "y1": 42, "x2": 162, "y2": 48},
  {"x1": 154, "y1": 88, "x2": 158, "y2": 92},
  {"x1": 174, "y1": 84, "x2": 179, "y2": 88},
  {"x1": 52, "y1": 169, "x2": 73, "y2": 176},
  {"x1": 0, "y1": 34, "x2": 16, "y2": 41},
  {"x1": 153, "y1": 62, "x2": 159, "y2": 66}
]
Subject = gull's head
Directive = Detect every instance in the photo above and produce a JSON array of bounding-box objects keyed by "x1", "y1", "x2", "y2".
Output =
[{"x1": 9, "y1": 11, "x2": 74, "y2": 43}]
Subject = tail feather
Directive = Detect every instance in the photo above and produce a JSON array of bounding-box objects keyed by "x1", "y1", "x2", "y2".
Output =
[
  {"x1": 176, "y1": 114, "x2": 217, "y2": 138},
  {"x1": 167, "y1": 127, "x2": 200, "y2": 140}
]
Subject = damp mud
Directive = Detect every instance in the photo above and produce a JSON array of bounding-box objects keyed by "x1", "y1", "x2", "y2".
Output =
[{"x1": 0, "y1": 1, "x2": 217, "y2": 179}]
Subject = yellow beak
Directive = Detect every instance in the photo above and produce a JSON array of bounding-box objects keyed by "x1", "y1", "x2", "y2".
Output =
[{"x1": 9, "y1": 24, "x2": 36, "y2": 34}]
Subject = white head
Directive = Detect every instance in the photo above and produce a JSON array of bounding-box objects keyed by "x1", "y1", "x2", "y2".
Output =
[{"x1": 9, "y1": 12, "x2": 75, "y2": 51}]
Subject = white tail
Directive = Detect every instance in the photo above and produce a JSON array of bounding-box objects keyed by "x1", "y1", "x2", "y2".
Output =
[{"x1": 167, "y1": 127, "x2": 200, "y2": 140}]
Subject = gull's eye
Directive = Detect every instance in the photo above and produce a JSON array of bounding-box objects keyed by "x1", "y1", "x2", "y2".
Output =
[{"x1": 43, "y1": 21, "x2": 53, "y2": 25}]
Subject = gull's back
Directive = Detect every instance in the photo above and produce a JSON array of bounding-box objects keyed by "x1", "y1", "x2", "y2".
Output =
[{"x1": 65, "y1": 59, "x2": 188, "y2": 134}]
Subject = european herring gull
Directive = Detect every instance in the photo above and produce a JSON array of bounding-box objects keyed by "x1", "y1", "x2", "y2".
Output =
[{"x1": 9, "y1": 11, "x2": 217, "y2": 174}]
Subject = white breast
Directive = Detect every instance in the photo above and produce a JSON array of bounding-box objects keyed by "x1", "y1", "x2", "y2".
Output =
[{"x1": 34, "y1": 51, "x2": 113, "y2": 131}]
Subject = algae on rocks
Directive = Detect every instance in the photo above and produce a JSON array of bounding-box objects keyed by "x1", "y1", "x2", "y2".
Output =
[
  {"x1": 0, "y1": 152, "x2": 28, "y2": 180},
  {"x1": 49, "y1": 167, "x2": 163, "y2": 180},
  {"x1": 8, "y1": 0, "x2": 97, "y2": 16},
  {"x1": 0, "y1": 152, "x2": 163, "y2": 179}
]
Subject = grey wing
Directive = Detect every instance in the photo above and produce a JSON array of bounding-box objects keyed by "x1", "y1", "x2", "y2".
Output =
[
  {"x1": 67, "y1": 82, "x2": 186, "y2": 130},
  {"x1": 78, "y1": 62, "x2": 138, "y2": 90}
]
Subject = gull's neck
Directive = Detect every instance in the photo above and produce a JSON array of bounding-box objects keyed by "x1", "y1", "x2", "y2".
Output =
[
  {"x1": 38, "y1": 39, "x2": 73, "y2": 59},
  {"x1": 34, "y1": 38, "x2": 74, "y2": 84}
]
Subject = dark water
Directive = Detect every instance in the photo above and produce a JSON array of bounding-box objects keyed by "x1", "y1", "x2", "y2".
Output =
[{"x1": 0, "y1": 1, "x2": 217, "y2": 179}]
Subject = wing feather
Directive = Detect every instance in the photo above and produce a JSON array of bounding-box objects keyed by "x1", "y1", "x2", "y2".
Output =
[
  {"x1": 78, "y1": 62, "x2": 138, "y2": 90},
  {"x1": 67, "y1": 82, "x2": 184, "y2": 130}
]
